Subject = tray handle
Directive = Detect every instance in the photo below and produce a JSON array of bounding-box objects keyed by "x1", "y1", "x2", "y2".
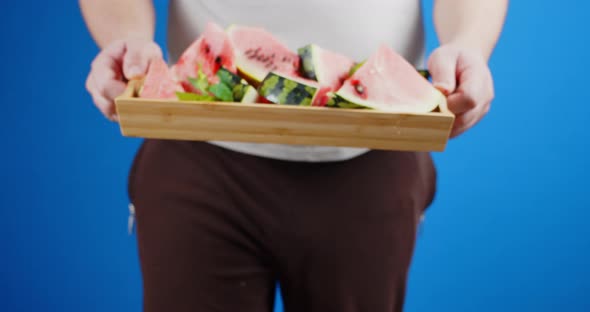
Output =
[
  {"x1": 118, "y1": 78, "x2": 143, "y2": 100},
  {"x1": 435, "y1": 90, "x2": 455, "y2": 118}
]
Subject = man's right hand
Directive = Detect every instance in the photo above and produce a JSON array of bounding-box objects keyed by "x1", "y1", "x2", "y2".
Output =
[{"x1": 85, "y1": 38, "x2": 162, "y2": 121}]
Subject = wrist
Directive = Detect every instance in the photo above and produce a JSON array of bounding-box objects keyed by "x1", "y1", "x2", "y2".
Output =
[
  {"x1": 122, "y1": 31, "x2": 153, "y2": 41},
  {"x1": 442, "y1": 39, "x2": 491, "y2": 62}
]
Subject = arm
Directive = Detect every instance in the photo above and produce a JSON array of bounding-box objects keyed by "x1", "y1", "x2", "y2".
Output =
[
  {"x1": 428, "y1": 0, "x2": 509, "y2": 137},
  {"x1": 434, "y1": 0, "x2": 508, "y2": 61},
  {"x1": 80, "y1": 0, "x2": 156, "y2": 48},
  {"x1": 79, "y1": 0, "x2": 162, "y2": 121}
]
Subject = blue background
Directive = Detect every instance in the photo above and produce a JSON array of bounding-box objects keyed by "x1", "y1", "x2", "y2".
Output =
[{"x1": 1, "y1": 1, "x2": 589, "y2": 311}]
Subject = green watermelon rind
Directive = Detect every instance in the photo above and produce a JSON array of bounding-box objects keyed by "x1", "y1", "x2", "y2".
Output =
[
  {"x1": 348, "y1": 61, "x2": 365, "y2": 76},
  {"x1": 325, "y1": 93, "x2": 364, "y2": 109},
  {"x1": 214, "y1": 67, "x2": 260, "y2": 102},
  {"x1": 335, "y1": 89, "x2": 444, "y2": 113},
  {"x1": 258, "y1": 72, "x2": 318, "y2": 106},
  {"x1": 298, "y1": 44, "x2": 320, "y2": 81},
  {"x1": 217, "y1": 68, "x2": 243, "y2": 87},
  {"x1": 232, "y1": 81, "x2": 257, "y2": 102}
]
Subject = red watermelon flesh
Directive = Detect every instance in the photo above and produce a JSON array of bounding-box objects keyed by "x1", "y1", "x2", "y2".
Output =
[
  {"x1": 298, "y1": 44, "x2": 355, "y2": 91},
  {"x1": 336, "y1": 44, "x2": 443, "y2": 113},
  {"x1": 316, "y1": 49, "x2": 354, "y2": 90},
  {"x1": 227, "y1": 25, "x2": 300, "y2": 86},
  {"x1": 298, "y1": 44, "x2": 355, "y2": 107},
  {"x1": 140, "y1": 57, "x2": 183, "y2": 99},
  {"x1": 312, "y1": 86, "x2": 332, "y2": 107},
  {"x1": 171, "y1": 22, "x2": 236, "y2": 92}
]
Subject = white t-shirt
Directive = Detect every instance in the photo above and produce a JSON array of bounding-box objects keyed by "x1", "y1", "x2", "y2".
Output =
[{"x1": 167, "y1": 0, "x2": 426, "y2": 162}]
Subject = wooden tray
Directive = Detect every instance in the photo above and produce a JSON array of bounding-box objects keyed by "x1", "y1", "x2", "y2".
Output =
[{"x1": 114, "y1": 80, "x2": 455, "y2": 152}]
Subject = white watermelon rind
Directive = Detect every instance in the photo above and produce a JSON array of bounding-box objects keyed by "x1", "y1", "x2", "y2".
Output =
[
  {"x1": 226, "y1": 24, "x2": 300, "y2": 87},
  {"x1": 226, "y1": 24, "x2": 267, "y2": 84},
  {"x1": 240, "y1": 85, "x2": 259, "y2": 103},
  {"x1": 335, "y1": 88, "x2": 445, "y2": 113},
  {"x1": 298, "y1": 44, "x2": 322, "y2": 81}
]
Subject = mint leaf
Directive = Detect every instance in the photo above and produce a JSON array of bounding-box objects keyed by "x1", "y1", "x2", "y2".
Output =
[
  {"x1": 176, "y1": 92, "x2": 215, "y2": 101},
  {"x1": 209, "y1": 83, "x2": 234, "y2": 102},
  {"x1": 186, "y1": 63, "x2": 211, "y2": 95},
  {"x1": 188, "y1": 77, "x2": 209, "y2": 95},
  {"x1": 216, "y1": 68, "x2": 241, "y2": 87}
]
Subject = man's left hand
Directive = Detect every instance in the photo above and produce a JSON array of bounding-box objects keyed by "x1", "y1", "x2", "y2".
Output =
[{"x1": 427, "y1": 44, "x2": 495, "y2": 138}]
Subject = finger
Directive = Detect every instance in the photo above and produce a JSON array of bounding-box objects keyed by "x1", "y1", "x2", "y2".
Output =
[
  {"x1": 123, "y1": 41, "x2": 162, "y2": 80},
  {"x1": 103, "y1": 80, "x2": 126, "y2": 121},
  {"x1": 102, "y1": 79, "x2": 127, "y2": 101},
  {"x1": 451, "y1": 118, "x2": 478, "y2": 138},
  {"x1": 86, "y1": 71, "x2": 113, "y2": 118},
  {"x1": 95, "y1": 40, "x2": 126, "y2": 81},
  {"x1": 94, "y1": 79, "x2": 126, "y2": 121},
  {"x1": 446, "y1": 92, "x2": 476, "y2": 115},
  {"x1": 428, "y1": 48, "x2": 458, "y2": 95},
  {"x1": 85, "y1": 71, "x2": 96, "y2": 94},
  {"x1": 88, "y1": 41, "x2": 125, "y2": 95},
  {"x1": 449, "y1": 64, "x2": 493, "y2": 116},
  {"x1": 450, "y1": 102, "x2": 488, "y2": 138},
  {"x1": 90, "y1": 91, "x2": 116, "y2": 121},
  {"x1": 92, "y1": 54, "x2": 121, "y2": 82},
  {"x1": 450, "y1": 112, "x2": 476, "y2": 138},
  {"x1": 101, "y1": 40, "x2": 127, "y2": 65},
  {"x1": 456, "y1": 55, "x2": 495, "y2": 103}
]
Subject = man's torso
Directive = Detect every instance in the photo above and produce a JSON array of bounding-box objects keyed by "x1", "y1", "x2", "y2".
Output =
[{"x1": 167, "y1": 0, "x2": 426, "y2": 162}]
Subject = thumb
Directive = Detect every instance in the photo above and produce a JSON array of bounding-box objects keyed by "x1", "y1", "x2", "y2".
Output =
[
  {"x1": 123, "y1": 40, "x2": 163, "y2": 80},
  {"x1": 427, "y1": 47, "x2": 459, "y2": 95}
]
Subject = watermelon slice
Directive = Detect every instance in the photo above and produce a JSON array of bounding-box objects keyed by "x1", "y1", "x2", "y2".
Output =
[
  {"x1": 258, "y1": 72, "x2": 318, "y2": 106},
  {"x1": 298, "y1": 44, "x2": 355, "y2": 90},
  {"x1": 350, "y1": 60, "x2": 432, "y2": 80},
  {"x1": 335, "y1": 45, "x2": 443, "y2": 113},
  {"x1": 258, "y1": 72, "x2": 332, "y2": 106},
  {"x1": 297, "y1": 44, "x2": 356, "y2": 107},
  {"x1": 171, "y1": 22, "x2": 235, "y2": 92},
  {"x1": 311, "y1": 87, "x2": 335, "y2": 107},
  {"x1": 348, "y1": 61, "x2": 365, "y2": 76},
  {"x1": 227, "y1": 25, "x2": 300, "y2": 86},
  {"x1": 238, "y1": 85, "x2": 259, "y2": 103},
  {"x1": 215, "y1": 67, "x2": 261, "y2": 103},
  {"x1": 139, "y1": 57, "x2": 183, "y2": 99}
]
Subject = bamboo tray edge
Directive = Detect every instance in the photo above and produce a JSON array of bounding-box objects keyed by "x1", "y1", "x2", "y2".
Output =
[{"x1": 114, "y1": 79, "x2": 455, "y2": 152}]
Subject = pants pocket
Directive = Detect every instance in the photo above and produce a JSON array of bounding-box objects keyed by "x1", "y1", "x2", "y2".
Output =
[
  {"x1": 127, "y1": 140, "x2": 147, "y2": 204},
  {"x1": 126, "y1": 140, "x2": 148, "y2": 235}
]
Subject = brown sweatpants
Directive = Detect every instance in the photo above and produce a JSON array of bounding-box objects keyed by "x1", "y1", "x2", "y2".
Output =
[{"x1": 128, "y1": 139, "x2": 436, "y2": 312}]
